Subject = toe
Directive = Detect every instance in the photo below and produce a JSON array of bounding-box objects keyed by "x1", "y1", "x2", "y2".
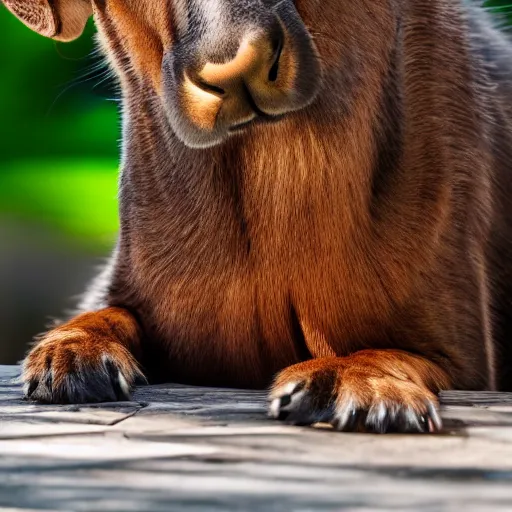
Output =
[
  {"x1": 332, "y1": 398, "x2": 359, "y2": 432},
  {"x1": 106, "y1": 359, "x2": 132, "y2": 401},
  {"x1": 269, "y1": 380, "x2": 336, "y2": 425},
  {"x1": 24, "y1": 378, "x2": 39, "y2": 399},
  {"x1": 268, "y1": 381, "x2": 306, "y2": 419},
  {"x1": 22, "y1": 350, "x2": 138, "y2": 404}
]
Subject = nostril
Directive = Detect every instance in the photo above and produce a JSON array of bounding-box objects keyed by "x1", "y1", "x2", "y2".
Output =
[
  {"x1": 187, "y1": 71, "x2": 226, "y2": 97},
  {"x1": 268, "y1": 38, "x2": 283, "y2": 82},
  {"x1": 197, "y1": 79, "x2": 225, "y2": 96}
]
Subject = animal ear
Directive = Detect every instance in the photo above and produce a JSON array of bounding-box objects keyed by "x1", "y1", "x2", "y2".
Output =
[{"x1": 3, "y1": 0, "x2": 92, "y2": 41}]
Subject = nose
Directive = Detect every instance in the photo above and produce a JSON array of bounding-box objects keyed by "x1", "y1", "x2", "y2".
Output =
[
  {"x1": 182, "y1": 26, "x2": 289, "y2": 130},
  {"x1": 164, "y1": 1, "x2": 321, "y2": 148},
  {"x1": 197, "y1": 31, "x2": 283, "y2": 102}
]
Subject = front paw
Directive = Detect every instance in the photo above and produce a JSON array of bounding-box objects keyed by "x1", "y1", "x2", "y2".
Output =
[
  {"x1": 22, "y1": 323, "x2": 144, "y2": 404},
  {"x1": 269, "y1": 354, "x2": 443, "y2": 434}
]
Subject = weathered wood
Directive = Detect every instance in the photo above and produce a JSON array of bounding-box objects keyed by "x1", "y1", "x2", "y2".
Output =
[
  {"x1": 2, "y1": 365, "x2": 512, "y2": 511},
  {"x1": 440, "y1": 390, "x2": 512, "y2": 406}
]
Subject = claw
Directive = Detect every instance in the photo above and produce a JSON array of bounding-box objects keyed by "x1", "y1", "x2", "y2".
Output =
[
  {"x1": 427, "y1": 401, "x2": 442, "y2": 432},
  {"x1": 404, "y1": 406, "x2": 425, "y2": 433},
  {"x1": 269, "y1": 360, "x2": 444, "y2": 434},
  {"x1": 366, "y1": 402, "x2": 388, "y2": 433},
  {"x1": 268, "y1": 380, "x2": 308, "y2": 419},
  {"x1": 105, "y1": 359, "x2": 131, "y2": 401},
  {"x1": 332, "y1": 398, "x2": 356, "y2": 431},
  {"x1": 269, "y1": 398, "x2": 283, "y2": 418}
]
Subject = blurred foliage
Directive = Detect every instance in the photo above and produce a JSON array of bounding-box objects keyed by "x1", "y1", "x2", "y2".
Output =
[
  {"x1": 0, "y1": 2, "x2": 511, "y2": 253},
  {"x1": 486, "y1": 0, "x2": 512, "y2": 13},
  {"x1": 0, "y1": 161, "x2": 118, "y2": 243},
  {"x1": 0, "y1": 11, "x2": 119, "y2": 252}
]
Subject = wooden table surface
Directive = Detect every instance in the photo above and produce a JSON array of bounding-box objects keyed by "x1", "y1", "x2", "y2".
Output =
[{"x1": 1, "y1": 365, "x2": 512, "y2": 511}]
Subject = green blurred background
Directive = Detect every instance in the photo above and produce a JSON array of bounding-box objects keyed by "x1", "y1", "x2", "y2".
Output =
[
  {"x1": 0, "y1": 1, "x2": 511, "y2": 364},
  {"x1": 0, "y1": 9, "x2": 119, "y2": 364}
]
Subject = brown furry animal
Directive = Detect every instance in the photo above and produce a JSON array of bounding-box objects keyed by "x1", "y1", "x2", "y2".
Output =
[{"x1": 5, "y1": 0, "x2": 512, "y2": 433}]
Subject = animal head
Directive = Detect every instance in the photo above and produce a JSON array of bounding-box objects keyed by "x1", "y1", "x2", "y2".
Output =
[{"x1": 4, "y1": 0, "x2": 395, "y2": 148}]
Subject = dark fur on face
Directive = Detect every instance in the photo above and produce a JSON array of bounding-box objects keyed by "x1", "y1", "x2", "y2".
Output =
[{"x1": 6, "y1": 0, "x2": 512, "y2": 433}]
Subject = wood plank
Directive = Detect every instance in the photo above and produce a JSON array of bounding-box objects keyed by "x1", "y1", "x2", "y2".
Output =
[
  {"x1": 0, "y1": 420, "x2": 110, "y2": 440},
  {"x1": 441, "y1": 390, "x2": 512, "y2": 406},
  {"x1": 2, "y1": 365, "x2": 512, "y2": 510},
  {"x1": 0, "y1": 439, "x2": 512, "y2": 511},
  {"x1": 0, "y1": 403, "x2": 142, "y2": 424},
  {"x1": 0, "y1": 435, "x2": 218, "y2": 461},
  {"x1": 0, "y1": 367, "x2": 143, "y2": 437}
]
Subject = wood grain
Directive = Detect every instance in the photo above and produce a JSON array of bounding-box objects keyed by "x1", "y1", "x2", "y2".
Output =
[{"x1": 1, "y1": 365, "x2": 512, "y2": 510}]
